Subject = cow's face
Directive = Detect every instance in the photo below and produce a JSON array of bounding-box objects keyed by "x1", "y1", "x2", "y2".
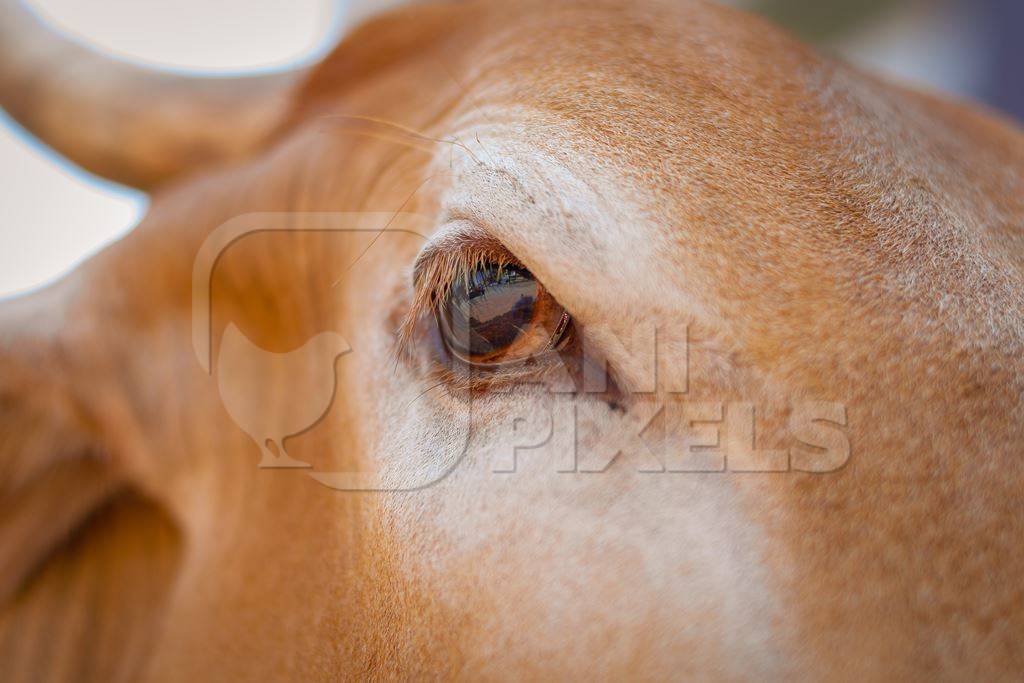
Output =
[{"x1": 3, "y1": 1, "x2": 1023, "y2": 680}]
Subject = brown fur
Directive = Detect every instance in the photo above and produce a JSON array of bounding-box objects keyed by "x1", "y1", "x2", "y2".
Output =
[{"x1": 0, "y1": 0, "x2": 1022, "y2": 680}]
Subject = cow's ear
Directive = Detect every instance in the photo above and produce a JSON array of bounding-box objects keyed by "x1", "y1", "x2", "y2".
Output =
[
  {"x1": 0, "y1": 316, "x2": 181, "y2": 682},
  {"x1": 0, "y1": 341, "x2": 114, "y2": 601}
]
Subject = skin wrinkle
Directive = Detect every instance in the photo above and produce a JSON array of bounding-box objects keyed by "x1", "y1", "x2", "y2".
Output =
[{"x1": 0, "y1": 0, "x2": 1021, "y2": 680}]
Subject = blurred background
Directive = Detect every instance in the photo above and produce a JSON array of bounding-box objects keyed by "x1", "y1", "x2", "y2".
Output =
[{"x1": 0, "y1": 0, "x2": 1021, "y2": 298}]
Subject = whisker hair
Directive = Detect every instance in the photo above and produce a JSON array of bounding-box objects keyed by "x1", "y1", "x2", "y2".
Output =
[{"x1": 319, "y1": 114, "x2": 482, "y2": 165}]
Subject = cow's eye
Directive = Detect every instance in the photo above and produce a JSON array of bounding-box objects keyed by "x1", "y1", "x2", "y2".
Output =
[{"x1": 437, "y1": 263, "x2": 571, "y2": 366}]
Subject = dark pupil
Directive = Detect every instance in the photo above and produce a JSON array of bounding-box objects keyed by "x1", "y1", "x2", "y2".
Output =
[{"x1": 445, "y1": 264, "x2": 538, "y2": 357}]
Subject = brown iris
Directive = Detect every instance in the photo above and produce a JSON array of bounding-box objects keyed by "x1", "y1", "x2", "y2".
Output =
[{"x1": 437, "y1": 263, "x2": 570, "y2": 366}]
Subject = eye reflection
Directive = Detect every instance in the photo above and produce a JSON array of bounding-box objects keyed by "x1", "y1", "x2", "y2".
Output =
[
  {"x1": 449, "y1": 265, "x2": 537, "y2": 356},
  {"x1": 438, "y1": 263, "x2": 570, "y2": 366}
]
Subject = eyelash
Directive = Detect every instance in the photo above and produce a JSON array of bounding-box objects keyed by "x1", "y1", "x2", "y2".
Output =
[{"x1": 396, "y1": 235, "x2": 517, "y2": 358}]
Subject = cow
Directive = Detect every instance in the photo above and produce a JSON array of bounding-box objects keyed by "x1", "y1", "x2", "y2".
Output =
[{"x1": 1, "y1": 0, "x2": 1022, "y2": 680}]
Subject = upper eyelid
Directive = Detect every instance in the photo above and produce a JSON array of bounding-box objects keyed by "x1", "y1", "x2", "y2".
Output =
[
  {"x1": 411, "y1": 222, "x2": 497, "y2": 286},
  {"x1": 396, "y1": 222, "x2": 521, "y2": 356},
  {"x1": 411, "y1": 222, "x2": 518, "y2": 304}
]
